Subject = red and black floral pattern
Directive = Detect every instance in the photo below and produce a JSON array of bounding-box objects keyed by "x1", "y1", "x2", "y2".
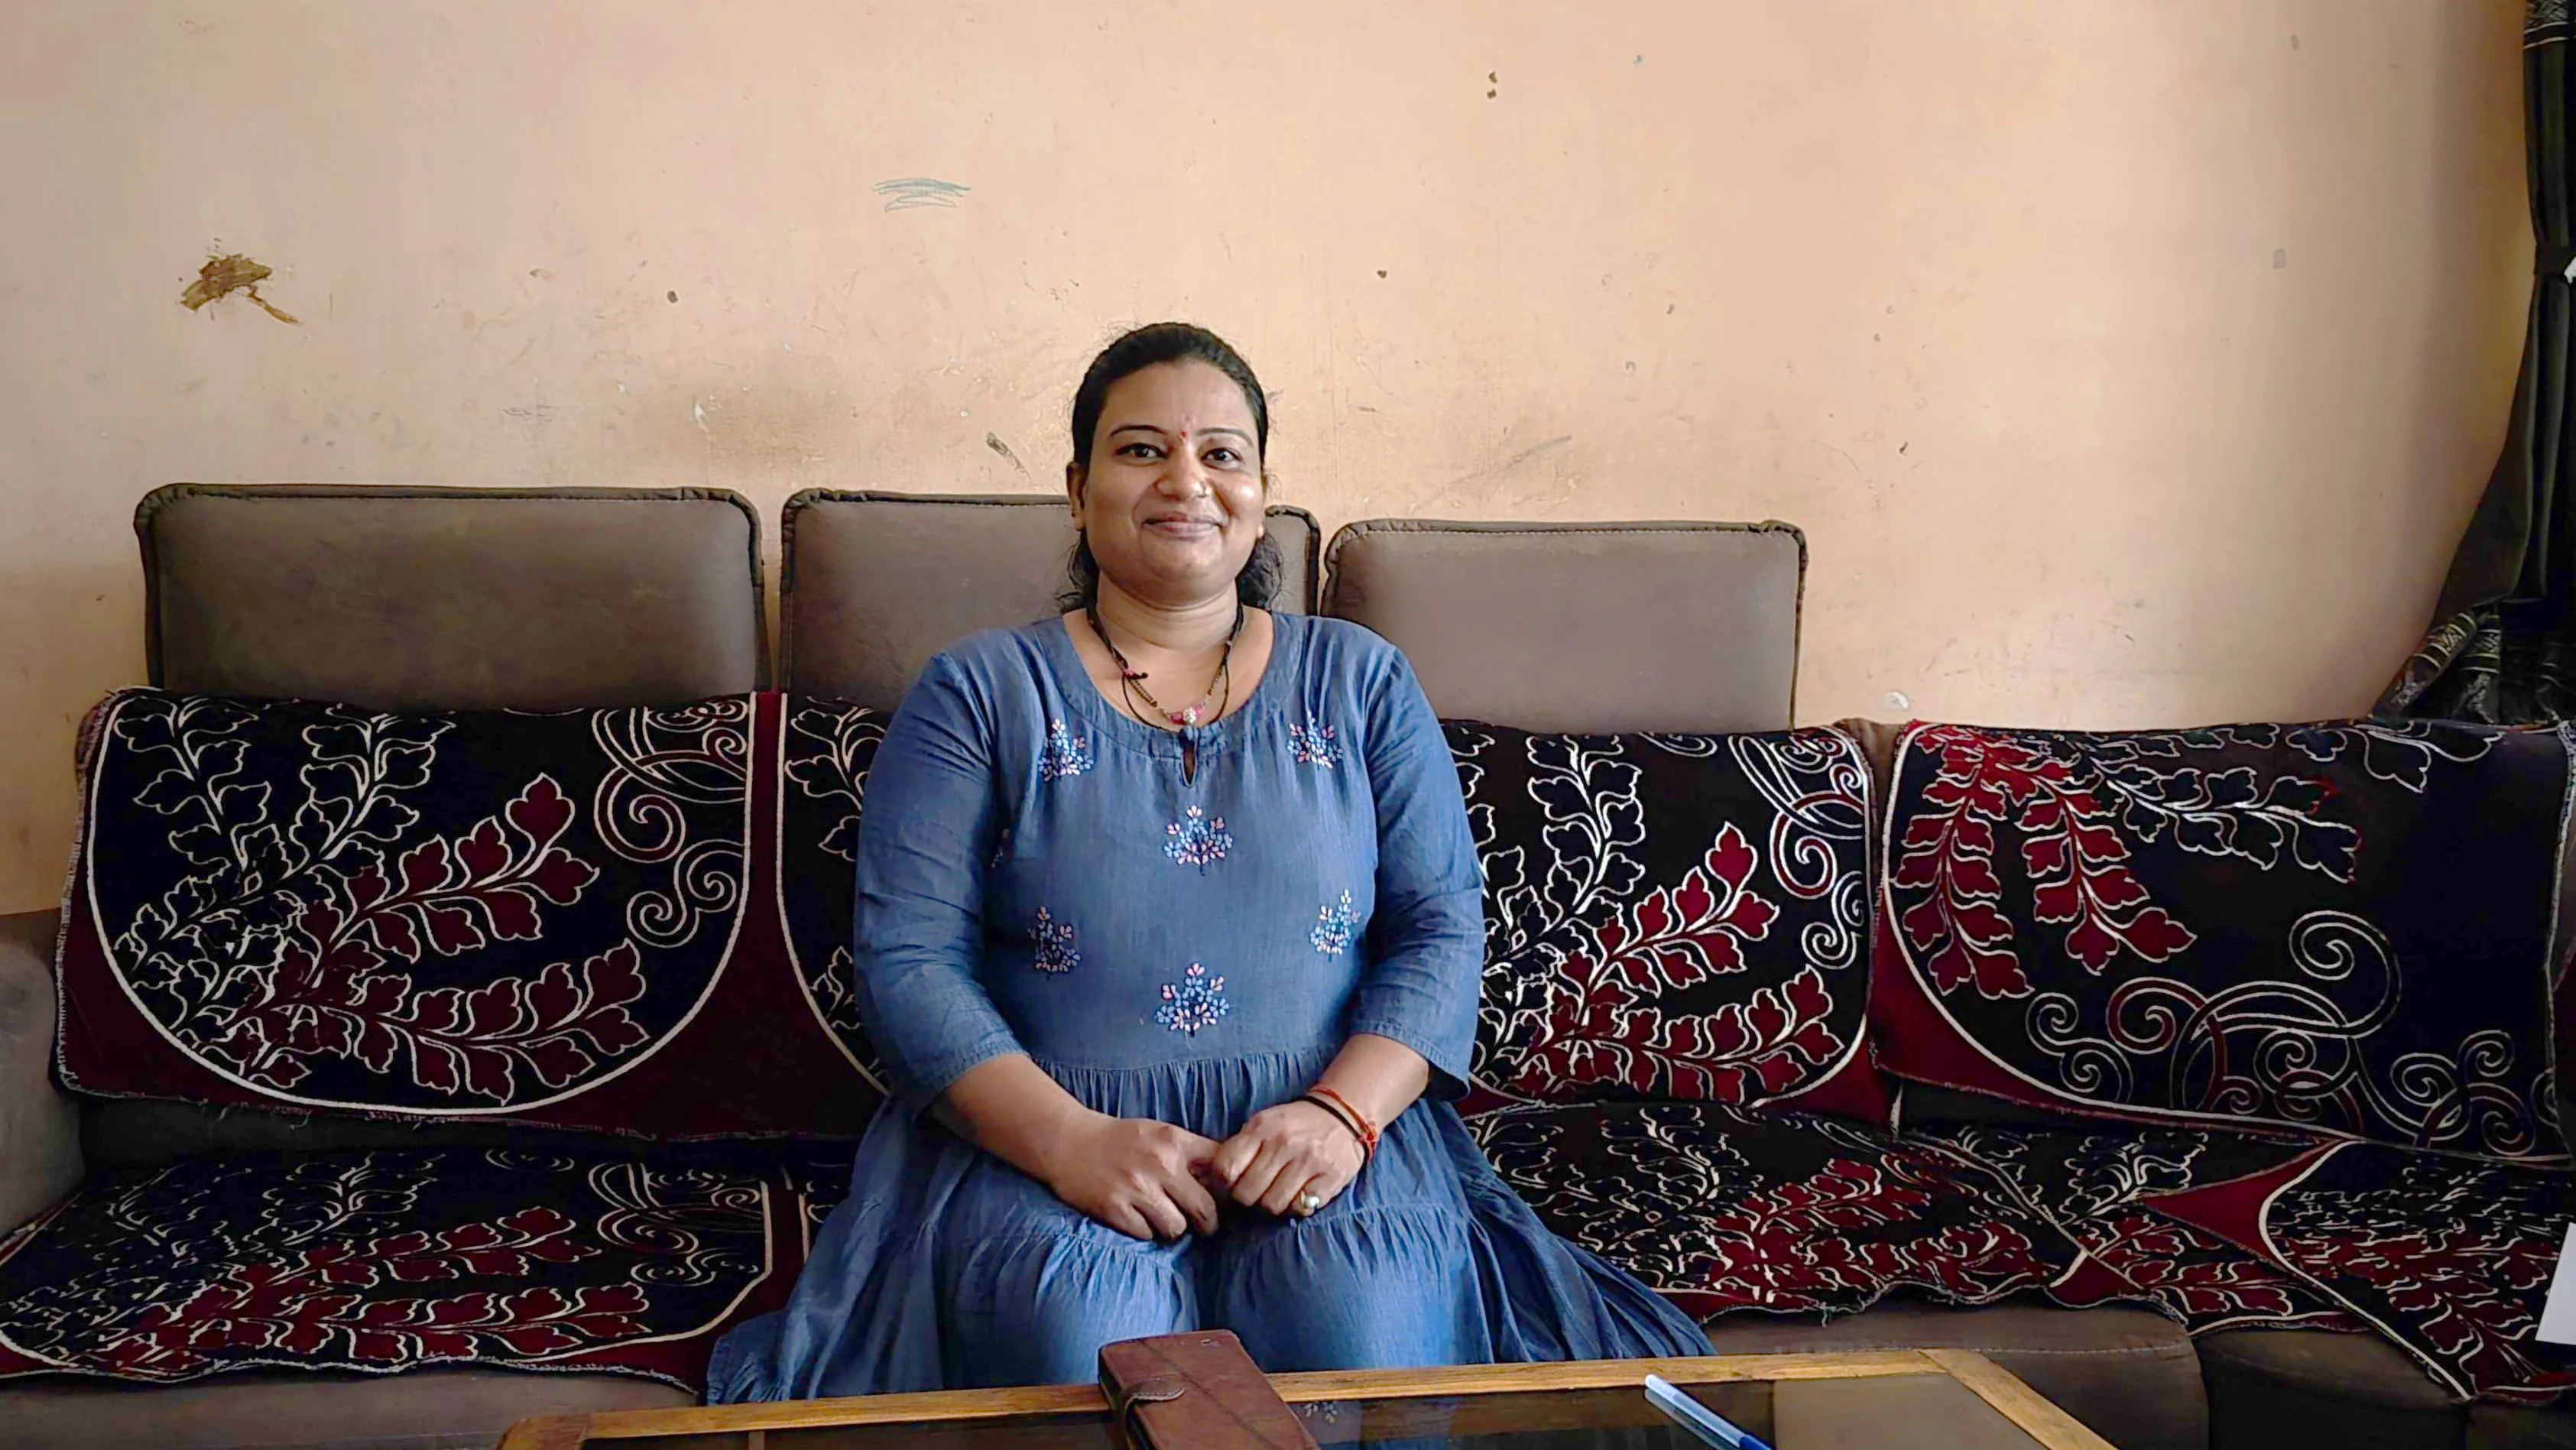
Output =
[
  {"x1": 1911, "y1": 1122, "x2": 2357, "y2": 1332},
  {"x1": 774, "y1": 696, "x2": 889, "y2": 1095},
  {"x1": 0, "y1": 1147, "x2": 789, "y2": 1389},
  {"x1": 2149, "y1": 1143, "x2": 2576, "y2": 1403},
  {"x1": 57, "y1": 690, "x2": 878, "y2": 1138},
  {"x1": 1450, "y1": 725, "x2": 1884, "y2": 1118},
  {"x1": 1466, "y1": 1100, "x2": 2068, "y2": 1321},
  {"x1": 1874, "y1": 721, "x2": 2573, "y2": 1163},
  {"x1": 766, "y1": 1143, "x2": 858, "y2": 1260},
  {"x1": 2267, "y1": 1148, "x2": 2576, "y2": 1403}
]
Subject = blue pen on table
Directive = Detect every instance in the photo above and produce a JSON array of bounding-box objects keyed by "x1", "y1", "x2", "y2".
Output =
[{"x1": 1644, "y1": 1374, "x2": 1776, "y2": 1450}]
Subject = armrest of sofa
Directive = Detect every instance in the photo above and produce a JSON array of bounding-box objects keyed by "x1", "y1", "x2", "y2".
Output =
[{"x1": 0, "y1": 909, "x2": 82, "y2": 1234}]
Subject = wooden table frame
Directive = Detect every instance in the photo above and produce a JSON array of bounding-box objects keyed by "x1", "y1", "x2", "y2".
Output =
[{"x1": 498, "y1": 1349, "x2": 2115, "y2": 1450}]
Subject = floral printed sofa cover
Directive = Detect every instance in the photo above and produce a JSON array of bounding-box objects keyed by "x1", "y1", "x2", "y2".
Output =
[{"x1": 4, "y1": 490, "x2": 2575, "y2": 1450}]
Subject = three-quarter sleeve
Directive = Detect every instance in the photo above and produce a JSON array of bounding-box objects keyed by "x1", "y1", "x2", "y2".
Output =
[
  {"x1": 851, "y1": 654, "x2": 1025, "y2": 1109},
  {"x1": 1345, "y1": 648, "x2": 1485, "y2": 1096}
]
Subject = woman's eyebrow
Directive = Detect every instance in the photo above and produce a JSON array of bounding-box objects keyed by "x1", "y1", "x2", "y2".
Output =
[{"x1": 1108, "y1": 422, "x2": 1252, "y2": 446}]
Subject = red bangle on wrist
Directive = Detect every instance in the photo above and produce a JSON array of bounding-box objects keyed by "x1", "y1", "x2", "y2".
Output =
[
  {"x1": 1298, "y1": 1094, "x2": 1371, "y2": 1163},
  {"x1": 1301, "y1": 1085, "x2": 1380, "y2": 1163}
]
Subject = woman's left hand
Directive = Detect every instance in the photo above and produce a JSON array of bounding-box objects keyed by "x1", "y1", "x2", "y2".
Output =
[{"x1": 1207, "y1": 1101, "x2": 1366, "y2": 1218}]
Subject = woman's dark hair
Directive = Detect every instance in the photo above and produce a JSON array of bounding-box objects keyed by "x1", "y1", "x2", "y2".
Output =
[{"x1": 1060, "y1": 322, "x2": 1280, "y2": 610}]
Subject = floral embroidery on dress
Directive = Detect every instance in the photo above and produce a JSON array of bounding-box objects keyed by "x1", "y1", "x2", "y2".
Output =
[
  {"x1": 1155, "y1": 964, "x2": 1229, "y2": 1035},
  {"x1": 1290, "y1": 719, "x2": 1342, "y2": 770},
  {"x1": 1163, "y1": 806, "x2": 1231, "y2": 870},
  {"x1": 1039, "y1": 720, "x2": 1094, "y2": 781},
  {"x1": 1311, "y1": 890, "x2": 1358, "y2": 955},
  {"x1": 1030, "y1": 907, "x2": 1079, "y2": 975}
]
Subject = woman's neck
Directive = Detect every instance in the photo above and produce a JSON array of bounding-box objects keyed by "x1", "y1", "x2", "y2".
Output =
[{"x1": 1090, "y1": 577, "x2": 1239, "y2": 656}]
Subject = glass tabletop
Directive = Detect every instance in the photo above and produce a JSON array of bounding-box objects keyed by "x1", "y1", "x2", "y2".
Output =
[{"x1": 611, "y1": 1368, "x2": 2048, "y2": 1449}]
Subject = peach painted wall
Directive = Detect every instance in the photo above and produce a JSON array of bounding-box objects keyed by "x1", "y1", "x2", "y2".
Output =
[{"x1": 0, "y1": 0, "x2": 2534, "y2": 913}]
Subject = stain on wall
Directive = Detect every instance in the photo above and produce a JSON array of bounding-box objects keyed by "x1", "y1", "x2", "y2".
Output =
[{"x1": 179, "y1": 252, "x2": 300, "y2": 324}]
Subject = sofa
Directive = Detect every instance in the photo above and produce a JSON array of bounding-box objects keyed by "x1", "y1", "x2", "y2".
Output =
[{"x1": 0, "y1": 483, "x2": 2570, "y2": 1450}]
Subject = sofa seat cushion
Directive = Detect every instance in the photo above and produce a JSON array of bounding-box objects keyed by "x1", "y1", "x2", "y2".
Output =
[
  {"x1": 1459, "y1": 1100, "x2": 2083, "y2": 1319},
  {"x1": 1872, "y1": 719, "x2": 2574, "y2": 1165},
  {"x1": 1699, "y1": 1299, "x2": 2204, "y2": 1450},
  {"x1": 0, "y1": 1147, "x2": 792, "y2": 1390},
  {"x1": 1922, "y1": 1119, "x2": 2576, "y2": 1413},
  {"x1": 77, "y1": 1099, "x2": 644, "y2": 1175},
  {"x1": 1909, "y1": 1121, "x2": 2358, "y2": 1332},
  {"x1": 2473, "y1": 1403, "x2": 2576, "y2": 1448},
  {"x1": 0, "y1": 1365, "x2": 690, "y2": 1450},
  {"x1": 2201, "y1": 1328, "x2": 2461, "y2": 1450},
  {"x1": 787, "y1": 1104, "x2": 2201, "y2": 1450},
  {"x1": 2148, "y1": 1140, "x2": 2576, "y2": 1406}
]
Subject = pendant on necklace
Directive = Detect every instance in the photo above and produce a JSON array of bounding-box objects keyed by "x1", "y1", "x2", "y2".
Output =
[{"x1": 1174, "y1": 706, "x2": 1201, "y2": 726}]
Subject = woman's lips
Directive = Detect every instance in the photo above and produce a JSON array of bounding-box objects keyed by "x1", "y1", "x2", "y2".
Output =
[{"x1": 1144, "y1": 517, "x2": 1220, "y2": 537}]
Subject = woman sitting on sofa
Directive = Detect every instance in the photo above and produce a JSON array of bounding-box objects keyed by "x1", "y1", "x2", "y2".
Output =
[{"x1": 709, "y1": 323, "x2": 1709, "y2": 1397}]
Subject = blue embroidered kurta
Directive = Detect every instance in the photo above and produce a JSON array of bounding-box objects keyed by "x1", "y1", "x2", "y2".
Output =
[{"x1": 708, "y1": 615, "x2": 1709, "y2": 1398}]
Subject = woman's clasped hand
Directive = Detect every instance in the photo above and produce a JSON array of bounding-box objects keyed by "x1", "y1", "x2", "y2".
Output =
[
  {"x1": 1207, "y1": 1098, "x2": 1367, "y2": 1219},
  {"x1": 1037, "y1": 1111, "x2": 1222, "y2": 1241},
  {"x1": 1037, "y1": 1103, "x2": 1366, "y2": 1241}
]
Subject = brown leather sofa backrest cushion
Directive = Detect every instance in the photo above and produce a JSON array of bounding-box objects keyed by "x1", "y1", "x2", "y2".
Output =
[
  {"x1": 139, "y1": 484, "x2": 767, "y2": 709},
  {"x1": 780, "y1": 491, "x2": 1317, "y2": 708},
  {"x1": 1322, "y1": 519, "x2": 1805, "y2": 733}
]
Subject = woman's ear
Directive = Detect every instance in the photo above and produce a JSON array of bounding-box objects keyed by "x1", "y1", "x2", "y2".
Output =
[{"x1": 1065, "y1": 462, "x2": 1085, "y2": 523}]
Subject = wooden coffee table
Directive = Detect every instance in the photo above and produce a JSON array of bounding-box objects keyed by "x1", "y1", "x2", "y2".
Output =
[{"x1": 498, "y1": 1350, "x2": 2116, "y2": 1448}]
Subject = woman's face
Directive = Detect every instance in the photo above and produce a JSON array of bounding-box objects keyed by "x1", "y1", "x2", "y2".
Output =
[{"x1": 1069, "y1": 359, "x2": 1265, "y2": 608}]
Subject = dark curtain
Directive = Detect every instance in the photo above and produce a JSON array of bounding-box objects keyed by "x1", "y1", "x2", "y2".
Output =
[{"x1": 2382, "y1": 0, "x2": 2576, "y2": 722}]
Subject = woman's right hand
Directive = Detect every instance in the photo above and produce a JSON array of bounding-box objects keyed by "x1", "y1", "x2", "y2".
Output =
[{"x1": 1040, "y1": 1111, "x2": 1224, "y2": 1241}]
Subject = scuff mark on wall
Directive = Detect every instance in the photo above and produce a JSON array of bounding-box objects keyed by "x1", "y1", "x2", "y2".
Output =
[
  {"x1": 1809, "y1": 437, "x2": 1863, "y2": 478},
  {"x1": 874, "y1": 177, "x2": 970, "y2": 211},
  {"x1": 1423, "y1": 433, "x2": 1573, "y2": 508},
  {"x1": 180, "y1": 253, "x2": 300, "y2": 324},
  {"x1": 985, "y1": 432, "x2": 1028, "y2": 474},
  {"x1": 1466, "y1": 433, "x2": 1571, "y2": 481}
]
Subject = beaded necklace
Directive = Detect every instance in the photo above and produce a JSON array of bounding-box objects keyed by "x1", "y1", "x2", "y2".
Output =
[{"x1": 1085, "y1": 600, "x2": 1245, "y2": 783}]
